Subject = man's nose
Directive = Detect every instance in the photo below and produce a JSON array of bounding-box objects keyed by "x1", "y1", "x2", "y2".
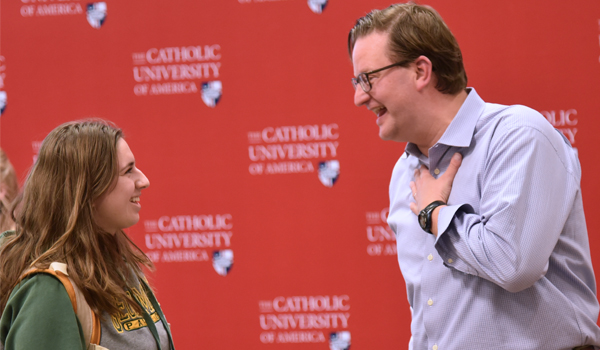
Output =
[{"x1": 354, "y1": 86, "x2": 370, "y2": 107}]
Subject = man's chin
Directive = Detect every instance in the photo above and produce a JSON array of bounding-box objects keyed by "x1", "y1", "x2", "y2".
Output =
[
  {"x1": 379, "y1": 130, "x2": 403, "y2": 143},
  {"x1": 379, "y1": 130, "x2": 392, "y2": 141}
]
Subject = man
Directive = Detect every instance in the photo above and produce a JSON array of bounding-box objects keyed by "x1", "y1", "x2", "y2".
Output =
[{"x1": 349, "y1": 3, "x2": 600, "y2": 349}]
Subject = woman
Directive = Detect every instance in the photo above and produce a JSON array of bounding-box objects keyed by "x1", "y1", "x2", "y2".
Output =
[
  {"x1": 0, "y1": 120, "x2": 174, "y2": 350},
  {"x1": 0, "y1": 148, "x2": 18, "y2": 232}
]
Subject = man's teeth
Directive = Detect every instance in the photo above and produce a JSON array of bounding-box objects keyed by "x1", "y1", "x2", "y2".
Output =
[
  {"x1": 374, "y1": 107, "x2": 386, "y2": 117},
  {"x1": 130, "y1": 197, "x2": 140, "y2": 203}
]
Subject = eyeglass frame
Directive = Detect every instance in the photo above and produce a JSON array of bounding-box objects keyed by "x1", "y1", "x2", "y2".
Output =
[{"x1": 352, "y1": 60, "x2": 412, "y2": 92}]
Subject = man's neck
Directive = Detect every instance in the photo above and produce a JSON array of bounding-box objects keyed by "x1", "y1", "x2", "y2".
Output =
[{"x1": 416, "y1": 89, "x2": 469, "y2": 157}]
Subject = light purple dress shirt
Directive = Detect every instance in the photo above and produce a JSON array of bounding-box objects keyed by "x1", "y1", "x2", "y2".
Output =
[{"x1": 387, "y1": 88, "x2": 600, "y2": 350}]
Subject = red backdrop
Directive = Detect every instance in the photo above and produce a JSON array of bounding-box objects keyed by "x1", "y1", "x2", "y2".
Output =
[{"x1": 1, "y1": 0, "x2": 599, "y2": 348}]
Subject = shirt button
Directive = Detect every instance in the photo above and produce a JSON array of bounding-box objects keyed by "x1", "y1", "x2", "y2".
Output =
[
  {"x1": 448, "y1": 258, "x2": 453, "y2": 263},
  {"x1": 427, "y1": 254, "x2": 433, "y2": 261},
  {"x1": 433, "y1": 345, "x2": 438, "y2": 350},
  {"x1": 434, "y1": 168, "x2": 440, "y2": 175},
  {"x1": 427, "y1": 299, "x2": 433, "y2": 306}
]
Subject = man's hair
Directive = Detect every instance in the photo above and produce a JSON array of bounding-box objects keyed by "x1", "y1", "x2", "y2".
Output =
[
  {"x1": 0, "y1": 120, "x2": 153, "y2": 317},
  {"x1": 0, "y1": 148, "x2": 18, "y2": 232},
  {"x1": 348, "y1": 2, "x2": 467, "y2": 95}
]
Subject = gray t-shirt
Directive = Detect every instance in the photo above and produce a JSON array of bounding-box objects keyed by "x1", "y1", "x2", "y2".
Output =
[{"x1": 99, "y1": 279, "x2": 170, "y2": 350}]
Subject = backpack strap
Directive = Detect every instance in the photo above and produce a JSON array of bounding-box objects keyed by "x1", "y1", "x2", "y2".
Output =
[{"x1": 19, "y1": 263, "x2": 106, "y2": 350}]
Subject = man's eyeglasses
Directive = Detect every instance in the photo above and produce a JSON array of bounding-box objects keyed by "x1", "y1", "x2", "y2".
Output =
[{"x1": 352, "y1": 60, "x2": 411, "y2": 92}]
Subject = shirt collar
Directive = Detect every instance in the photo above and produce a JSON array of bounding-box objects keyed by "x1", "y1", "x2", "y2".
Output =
[{"x1": 405, "y1": 88, "x2": 486, "y2": 157}]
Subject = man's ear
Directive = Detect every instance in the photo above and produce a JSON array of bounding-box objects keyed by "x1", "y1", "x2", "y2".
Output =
[{"x1": 414, "y1": 55, "x2": 433, "y2": 92}]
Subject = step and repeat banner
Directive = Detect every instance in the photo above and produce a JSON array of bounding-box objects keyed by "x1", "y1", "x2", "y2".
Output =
[{"x1": 1, "y1": 0, "x2": 600, "y2": 348}]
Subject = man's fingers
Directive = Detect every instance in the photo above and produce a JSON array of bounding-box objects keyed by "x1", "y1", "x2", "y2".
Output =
[
  {"x1": 442, "y1": 153, "x2": 462, "y2": 180},
  {"x1": 410, "y1": 182, "x2": 417, "y2": 199}
]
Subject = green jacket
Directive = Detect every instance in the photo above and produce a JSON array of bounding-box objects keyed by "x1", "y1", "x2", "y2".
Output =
[
  {"x1": 0, "y1": 247, "x2": 175, "y2": 349},
  {"x1": 1, "y1": 274, "x2": 175, "y2": 350},
  {"x1": 1, "y1": 274, "x2": 88, "y2": 349}
]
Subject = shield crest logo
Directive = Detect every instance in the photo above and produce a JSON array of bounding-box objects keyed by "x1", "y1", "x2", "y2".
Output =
[
  {"x1": 308, "y1": 0, "x2": 328, "y2": 14},
  {"x1": 329, "y1": 331, "x2": 351, "y2": 350},
  {"x1": 0, "y1": 91, "x2": 6, "y2": 115},
  {"x1": 318, "y1": 160, "x2": 339, "y2": 187},
  {"x1": 201, "y1": 81, "x2": 222, "y2": 108},
  {"x1": 86, "y1": 2, "x2": 107, "y2": 29},
  {"x1": 212, "y1": 249, "x2": 234, "y2": 276}
]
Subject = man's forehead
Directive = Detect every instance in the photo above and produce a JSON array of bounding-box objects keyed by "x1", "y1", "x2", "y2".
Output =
[{"x1": 352, "y1": 32, "x2": 392, "y2": 72}]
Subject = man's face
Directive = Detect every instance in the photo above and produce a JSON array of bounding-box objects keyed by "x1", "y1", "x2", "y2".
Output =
[{"x1": 352, "y1": 31, "x2": 418, "y2": 142}]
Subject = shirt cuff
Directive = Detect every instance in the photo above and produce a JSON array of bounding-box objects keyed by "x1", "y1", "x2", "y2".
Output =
[
  {"x1": 434, "y1": 203, "x2": 480, "y2": 276},
  {"x1": 435, "y1": 204, "x2": 463, "y2": 241}
]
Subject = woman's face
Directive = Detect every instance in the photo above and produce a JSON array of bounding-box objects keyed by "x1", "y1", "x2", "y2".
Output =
[{"x1": 93, "y1": 139, "x2": 149, "y2": 234}]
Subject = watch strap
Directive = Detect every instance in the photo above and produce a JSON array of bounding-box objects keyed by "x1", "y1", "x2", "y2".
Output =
[{"x1": 419, "y1": 200, "x2": 446, "y2": 234}]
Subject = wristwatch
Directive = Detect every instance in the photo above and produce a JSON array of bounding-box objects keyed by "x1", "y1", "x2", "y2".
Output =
[{"x1": 418, "y1": 200, "x2": 446, "y2": 234}]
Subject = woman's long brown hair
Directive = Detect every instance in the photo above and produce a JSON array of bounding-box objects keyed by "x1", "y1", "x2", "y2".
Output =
[{"x1": 0, "y1": 120, "x2": 153, "y2": 316}]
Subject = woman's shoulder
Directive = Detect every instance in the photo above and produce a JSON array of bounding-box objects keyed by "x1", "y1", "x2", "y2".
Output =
[
  {"x1": 1, "y1": 274, "x2": 85, "y2": 350},
  {"x1": 7, "y1": 273, "x2": 73, "y2": 314}
]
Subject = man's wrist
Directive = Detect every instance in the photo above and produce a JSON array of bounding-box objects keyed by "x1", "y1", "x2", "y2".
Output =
[{"x1": 418, "y1": 200, "x2": 446, "y2": 234}]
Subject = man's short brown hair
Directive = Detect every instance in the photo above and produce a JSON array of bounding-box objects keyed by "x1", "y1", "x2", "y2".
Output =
[{"x1": 348, "y1": 2, "x2": 467, "y2": 95}]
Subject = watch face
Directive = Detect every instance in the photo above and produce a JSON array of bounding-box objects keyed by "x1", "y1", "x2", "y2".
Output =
[{"x1": 419, "y1": 211, "x2": 427, "y2": 229}]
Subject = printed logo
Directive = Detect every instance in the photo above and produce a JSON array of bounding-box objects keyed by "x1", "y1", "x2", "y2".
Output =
[
  {"x1": 111, "y1": 280, "x2": 160, "y2": 333},
  {"x1": 212, "y1": 249, "x2": 234, "y2": 276},
  {"x1": 201, "y1": 80, "x2": 222, "y2": 107},
  {"x1": 318, "y1": 160, "x2": 339, "y2": 187},
  {"x1": 330, "y1": 331, "x2": 351, "y2": 350},
  {"x1": 132, "y1": 44, "x2": 221, "y2": 100},
  {"x1": 541, "y1": 109, "x2": 578, "y2": 146},
  {"x1": 0, "y1": 92, "x2": 6, "y2": 116},
  {"x1": 365, "y1": 208, "x2": 396, "y2": 256},
  {"x1": 86, "y1": 2, "x2": 107, "y2": 29},
  {"x1": 247, "y1": 124, "x2": 339, "y2": 177},
  {"x1": 20, "y1": 0, "x2": 86, "y2": 19},
  {"x1": 143, "y1": 213, "x2": 233, "y2": 265},
  {"x1": 259, "y1": 295, "x2": 351, "y2": 345},
  {"x1": 238, "y1": 0, "x2": 291, "y2": 4},
  {"x1": 308, "y1": 0, "x2": 327, "y2": 14}
]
